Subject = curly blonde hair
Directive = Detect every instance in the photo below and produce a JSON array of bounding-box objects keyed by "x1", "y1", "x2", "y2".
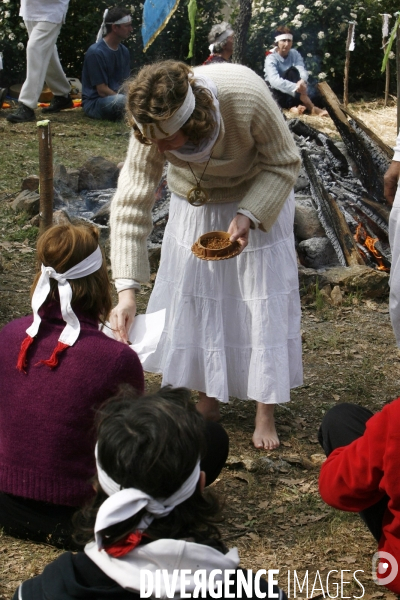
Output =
[{"x1": 126, "y1": 61, "x2": 216, "y2": 146}]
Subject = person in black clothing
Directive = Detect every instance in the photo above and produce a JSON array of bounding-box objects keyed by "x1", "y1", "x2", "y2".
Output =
[{"x1": 14, "y1": 385, "x2": 285, "y2": 600}]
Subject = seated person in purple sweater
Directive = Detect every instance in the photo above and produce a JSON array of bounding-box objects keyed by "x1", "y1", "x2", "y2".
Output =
[
  {"x1": 0, "y1": 222, "x2": 145, "y2": 549},
  {"x1": 13, "y1": 386, "x2": 283, "y2": 600}
]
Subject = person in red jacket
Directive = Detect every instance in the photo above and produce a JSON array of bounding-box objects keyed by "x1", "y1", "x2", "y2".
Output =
[{"x1": 318, "y1": 401, "x2": 400, "y2": 594}]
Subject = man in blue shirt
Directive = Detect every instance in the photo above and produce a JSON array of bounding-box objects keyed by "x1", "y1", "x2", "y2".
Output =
[{"x1": 82, "y1": 7, "x2": 131, "y2": 121}]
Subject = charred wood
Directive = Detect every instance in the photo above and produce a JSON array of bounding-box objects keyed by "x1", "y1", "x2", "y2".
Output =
[
  {"x1": 288, "y1": 119, "x2": 348, "y2": 174},
  {"x1": 349, "y1": 120, "x2": 390, "y2": 178},
  {"x1": 301, "y1": 149, "x2": 365, "y2": 267},
  {"x1": 340, "y1": 105, "x2": 393, "y2": 158},
  {"x1": 317, "y1": 82, "x2": 386, "y2": 204}
]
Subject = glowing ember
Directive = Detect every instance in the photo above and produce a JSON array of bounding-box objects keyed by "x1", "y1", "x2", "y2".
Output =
[{"x1": 354, "y1": 223, "x2": 389, "y2": 271}]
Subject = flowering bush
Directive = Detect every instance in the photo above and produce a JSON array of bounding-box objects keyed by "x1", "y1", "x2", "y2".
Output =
[
  {"x1": 0, "y1": 0, "x2": 224, "y2": 87},
  {"x1": 246, "y1": 0, "x2": 400, "y2": 95}
]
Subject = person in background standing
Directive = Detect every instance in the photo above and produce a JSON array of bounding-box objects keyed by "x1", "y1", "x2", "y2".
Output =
[{"x1": 6, "y1": 0, "x2": 73, "y2": 124}]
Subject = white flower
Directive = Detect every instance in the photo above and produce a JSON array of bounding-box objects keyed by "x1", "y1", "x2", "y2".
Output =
[
  {"x1": 367, "y1": 34, "x2": 372, "y2": 39},
  {"x1": 296, "y1": 4, "x2": 305, "y2": 12},
  {"x1": 336, "y1": 5, "x2": 341, "y2": 9},
  {"x1": 8, "y1": 31, "x2": 15, "y2": 40},
  {"x1": 292, "y1": 19, "x2": 302, "y2": 28},
  {"x1": 3, "y1": 10, "x2": 9, "y2": 17},
  {"x1": 314, "y1": 0, "x2": 322, "y2": 6},
  {"x1": 271, "y1": 22, "x2": 277, "y2": 27},
  {"x1": 19, "y1": 21, "x2": 26, "y2": 28},
  {"x1": 324, "y1": 52, "x2": 330, "y2": 58},
  {"x1": 330, "y1": 67, "x2": 335, "y2": 72},
  {"x1": 359, "y1": 33, "x2": 366, "y2": 39},
  {"x1": 307, "y1": 53, "x2": 312, "y2": 57},
  {"x1": 265, "y1": 7, "x2": 273, "y2": 12},
  {"x1": 318, "y1": 72, "x2": 327, "y2": 80},
  {"x1": 17, "y1": 41, "x2": 24, "y2": 50},
  {"x1": 350, "y1": 12, "x2": 357, "y2": 18},
  {"x1": 318, "y1": 31, "x2": 325, "y2": 39},
  {"x1": 280, "y1": 12, "x2": 288, "y2": 20},
  {"x1": 303, "y1": 8, "x2": 310, "y2": 13},
  {"x1": 297, "y1": 41, "x2": 302, "y2": 46},
  {"x1": 389, "y1": 51, "x2": 395, "y2": 59},
  {"x1": 366, "y1": 17, "x2": 371, "y2": 21},
  {"x1": 301, "y1": 33, "x2": 308, "y2": 39},
  {"x1": 2, "y1": 0, "x2": 10, "y2": 4}
]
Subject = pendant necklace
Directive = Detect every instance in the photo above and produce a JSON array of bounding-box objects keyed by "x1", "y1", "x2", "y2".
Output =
[{"x1": 186, "y1": 154, "x2": 212, "y2": 207}]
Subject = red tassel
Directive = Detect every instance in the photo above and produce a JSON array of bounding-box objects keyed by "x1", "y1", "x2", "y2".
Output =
[
  {"x1": 103, "y1": 531, "x2": 145, "y2": 558},
  {"x1": 36, "y1": 341, "x2": 69, "y2": 369},
  {"x1": 16, "y1": 335, "x2": 35, "y2": 373}
]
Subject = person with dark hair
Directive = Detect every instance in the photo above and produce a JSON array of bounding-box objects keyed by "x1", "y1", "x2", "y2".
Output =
[
  {"x1": 203, "y1": 22, "x2": 234, "y2": 65},
  {"x1": 0, "y1": 223, "x2": 144, "y2": 548},
  {"x1": 13, "y1": 385, "x2": 285, "y2": 600},
  {"x1": 109, "y1": 60, "x2": 303, "y2": 451},
  {"x1": 81, "y1": 7, "x2": 132, "y2": 121},
  {"x1": 318, "y1": 401, "x2": 400, "y2": 593},
  {"x1": 264, "y1": 26, "x2": 328, "y2": 117},
  {"x1": 6, "y1": 0, "x2": 73, "y2": 124}
]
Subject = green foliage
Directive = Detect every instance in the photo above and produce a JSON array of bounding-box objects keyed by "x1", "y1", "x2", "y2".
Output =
[
  {"x1": 245, "y1": 0, "x2": 400, "y2": 95},
  {"x1": 0, "y1": 0, "x2": 224, "y2": 88}
]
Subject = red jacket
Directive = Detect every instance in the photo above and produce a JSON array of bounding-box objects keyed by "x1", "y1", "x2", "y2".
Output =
[{"x1": 319, "y1": 398, "x2": 400, "y2": 593}]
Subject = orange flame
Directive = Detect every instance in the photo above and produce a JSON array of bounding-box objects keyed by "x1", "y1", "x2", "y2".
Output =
[{"x1": 354, "y1": 223, "x2": 389, "y2": 271}]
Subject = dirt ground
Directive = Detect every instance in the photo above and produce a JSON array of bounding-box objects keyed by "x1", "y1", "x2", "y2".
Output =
[{"x1": 0, "y1": 99, "x2": 399, "y2": 599}]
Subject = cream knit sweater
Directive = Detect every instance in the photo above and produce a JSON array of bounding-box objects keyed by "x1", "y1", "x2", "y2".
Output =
[{"x1": 110, "y1": 63, "x2": 301, "y2": 283}]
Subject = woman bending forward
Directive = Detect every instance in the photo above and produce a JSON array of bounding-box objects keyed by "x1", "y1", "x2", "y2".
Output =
[{"x1": 110, "y1": 60, "x2": 303, "y2": 450}]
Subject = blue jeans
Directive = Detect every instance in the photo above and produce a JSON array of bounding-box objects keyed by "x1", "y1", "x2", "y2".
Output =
[{"x1": 83, "y1": 94, "x2": 126, "y2": 121}]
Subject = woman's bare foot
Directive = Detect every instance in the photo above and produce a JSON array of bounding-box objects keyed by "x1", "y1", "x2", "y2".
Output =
[
  {"x1": 196, "y1": 392, "x2": 221, "y2": 421},
  {"x1": 252, "y1": 403, "x2": 279, "y2": 450},
  {"x1": 311, "y1": 106, "x2": 329, "y2": 117},
  {"x1": 289, "y1": 105, "x2": 306, "y2": 115}
]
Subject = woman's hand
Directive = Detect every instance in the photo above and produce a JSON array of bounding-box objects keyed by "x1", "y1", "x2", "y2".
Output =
[
  {"x1": 228, "y1": 214, "x2": 251, "y2": 253},
  {"x1": 109, "y1": 288, "x2": 137, "y2": 343}
]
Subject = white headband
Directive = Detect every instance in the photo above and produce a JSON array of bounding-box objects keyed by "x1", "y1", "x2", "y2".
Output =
[
  {"x1": 209, "y1": 28, "x2": 234, "y2": 53},
  {"x1": 275, "y1": 33, "x2": 293, "y2": 42},
  {"x1": 96, "y1": 9, "x2": 132, "y2": 43},
  {"x1": 26, "y1": 246, "x2": 103, "y2": 347},
  {"x1": 94, "y1": 443, "x2": 201, "y2": 549},
  {"x1": 134, "y1": 80, "x2": 196, "y2": 140}
]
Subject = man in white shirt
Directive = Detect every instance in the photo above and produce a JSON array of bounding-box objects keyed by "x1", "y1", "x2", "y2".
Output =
[{"x1": 7, "y1": 0, "x2": 72, "y2": 124}]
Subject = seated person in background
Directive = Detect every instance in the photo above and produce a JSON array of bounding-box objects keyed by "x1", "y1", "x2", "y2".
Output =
[
  {"x1": 203, "y1": 21, "x2": 234, "y2": 65},
  {"x1": 13, "y1": 385, "x2": 283, "y2": 600},
  {"x1": 318, "y1": 401, "x2": 400, "y2": 594},
  {"x1": 82, "y1": 6, "x2": 132, "y2": 121},
  {"x1": 0, "y1": 222, "x2": 144, "y2": 548},
  {"x1": 264, "y1": 26, "x2": 328, "y2": 117}
]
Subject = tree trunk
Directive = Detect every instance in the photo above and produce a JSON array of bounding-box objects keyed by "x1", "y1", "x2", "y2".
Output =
[{"x1": 232, "y1": 0, "x2": 252, "y2": 65}]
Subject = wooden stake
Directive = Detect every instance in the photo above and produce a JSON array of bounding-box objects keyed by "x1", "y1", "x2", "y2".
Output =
[
  {"x1": 37, "y1": 120, "x2": 53, "y2": 234},
  {"x1": 343, "y1": 22, "x2": 355, "y2": 107}
]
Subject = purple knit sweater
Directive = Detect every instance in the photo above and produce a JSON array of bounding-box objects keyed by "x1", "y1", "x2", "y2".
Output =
[{"x1": 0, "y1": 301, "x2": 144, "y2": 507}]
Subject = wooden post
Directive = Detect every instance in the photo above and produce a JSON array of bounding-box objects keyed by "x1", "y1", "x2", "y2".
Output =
[
  {"x1": 343, "y1": 22, "x2": 355, "y2": 107},
  {"x1": 37, "y1": 120, "x2": 53, "y2": 233},
  {"x1": 382, "y1": 14, "x2": 390, "y2": 107}
]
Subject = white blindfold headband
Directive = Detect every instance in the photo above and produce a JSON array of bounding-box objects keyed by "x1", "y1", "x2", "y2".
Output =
[
  {"x1": 134, "y1": 79, "x2": 196, "y2": 140},
  {"x1": 209, "y1": 28, "x2": 234, "y2": 53},
  {"x1": 26, "y1": 246, "x2": 103, "y2": 347},
  {"x1": 275, "y1": 33, "x2": 293, "y2": 42}
]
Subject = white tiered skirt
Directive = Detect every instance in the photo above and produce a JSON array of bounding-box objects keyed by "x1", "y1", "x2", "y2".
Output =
[{"x1": 143, "y1": 190, "x2": 303, "y2": 404}]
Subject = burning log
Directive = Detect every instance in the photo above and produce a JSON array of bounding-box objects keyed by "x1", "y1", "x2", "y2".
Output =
[
  {"x1": 300, "y1": 149, "x2": 365, "y2": 267},
  {"x1": 317, "y1": 81, "x2": 387, "y2": 205}
]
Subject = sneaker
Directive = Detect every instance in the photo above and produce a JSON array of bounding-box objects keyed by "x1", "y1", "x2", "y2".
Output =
[
  {"x1": 6, "y1": 103, "x2": 35, "y2": 123},
  {"x1": 0, "y1": 88, "x2": 7, "y2": 109},
  {"x1": 42, "y1": 94, "x2": 73, "y2": 113}
]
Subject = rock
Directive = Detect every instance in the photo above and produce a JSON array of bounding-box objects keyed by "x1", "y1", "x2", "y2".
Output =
[
  {"x1": 310, "y1": 453, "x2": 326, "y2": 466},
  {"x1": 92, "y1": 201, "x2": 111, "y2": 225},
  {"x1": 330, "y1": 285, "x2": 343, "y2": 306},
  {"x1": 54, "y1": 179, "x2": 81, "y2": 205},
  {"x1": 53, "y1": 163, "x2": 69, "y2": 184},
  {"x1": 294, "y1": 197, "x2": 325, "y2": 240},
  {"x1": 21, "y1": 174, "x2": 39, "y2": 192},
  {"x1": 298, "y1": 265, "x2": 390, "y2": 299},
  {"x1": 78, "y1": 156, "x2": 119, "y2": 191},
  {"x1": 298, "y1": 237, "x2": 340, "y2": 269},
  {"x1": 11, "y1": 189, "x2": 40, "y2": 215},
  {"x1": 321, "y1": 265, "x2": 389, "y2": 299},
  {"x1": 66, "y1": 168, "x2": 80, "y2": 193},
  {"x1": 294, "y1": 168, "x2": 309, "y2": 192},
  {"x1": 225, "y1": 456, "x2": 244, "y2": 469},
  {"x1": 52, "y1": 209, "x2": 72, "y2": 225}
]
